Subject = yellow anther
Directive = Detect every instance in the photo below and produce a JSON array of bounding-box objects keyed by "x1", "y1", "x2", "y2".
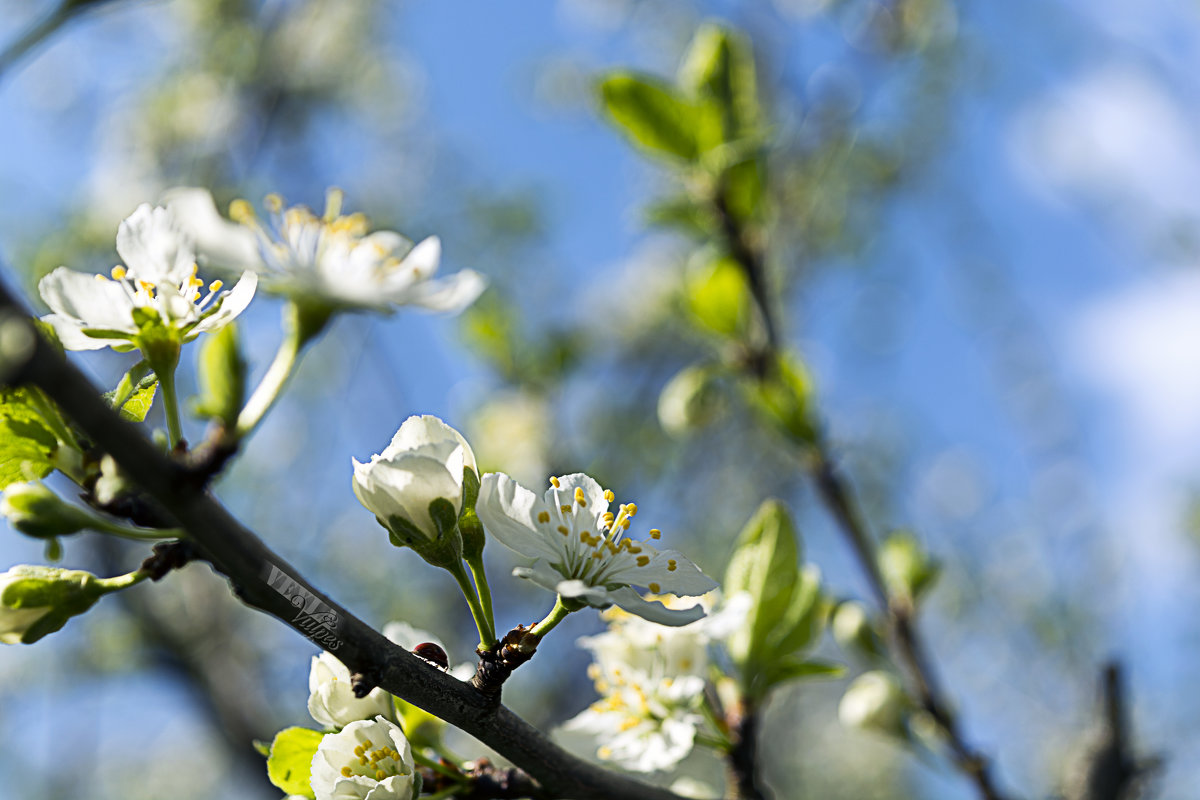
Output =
[
  {"x1": 359, "y1": 756, "x2": 369, "y2": 766},
  {"x1": 574, "y1": 487, "x2": 586, "y2": 506},
  {"x1": 324, "y1": 187, "x2": 344, "y2": 221},
  {"x1": 362, "y1": 739, "x2": 372, "y2": 748},
  {"x1": 604, "y1": 489, "x2": 615, "y2": 502},
  {"x1": 561, "y1": 504, "x2": 572, "y2": 514},
  {"x1": 667, "y1": 560, "x2": 677, "y2": 571},
  {"x1": 557, "y1": 525, "x2": 569, "y2": 536},
  {"x1": 537, "y1": 511, "x2": 550, "y2": 523},
  {"x1": 603, "y1": 512, "x2": 615, "y2": 523},
  {"x1": 598, "y1": 746, "x2": 613, "y2": 759},
  {"x1": 620, "y1": 519, "x2": 630, "y2": 530},
  {"x1": 137, "y1": 279, "x2": 154, "y2": 292},
  {"x1": 95, "y1": 274, "x2": 107, "y2": 281},
  {"x1": 579, "y1": 531, "x2": 589, "y2": 543},
  {"x1": 649, "y1": 582, "x2": 661, "y2": 593},
  {"x1": 619, "y1": 718, "x2": 639, "y2": 732},
  {"x1": 626, "y1": 503, "x2": 638, "y2": 516},
  {"x1": 375, "y1": 769, "x2": 386, "y2": 780},
  {"x1": 649, "y1": 529, "x2": 661, "y2": 539},
  {"x1": 229, "y1": 198, "x2": 255, "y2": 223},
  {"x1": 354, "y1": 745, "x2": 365, "y2": 757},
  {"x1": 208, "y1": 279, "x2": 223, "y2": 292},
  {"x1": 592, "y1": 551, "x2": 603, "y2": 559},
  {"x1": 341, "y1": 766, "x2": 353, "y2": 777},
  {"x1": 550, "y1": 476, "x2": 560, "y2": 488},
  {"x1": 264, "y1": 193, "x2": 284, "y2": 214},
  {"x1": 636, "y1": 555, "x2": 650, "y2": 567},
  {"x1": 680, "y1": 658, "x2": 693, "y2": 670},
  {"x1": 627, "y1": 545, "x2": 642, "y2": 554},
  {"x1": 111, "y1": 265, "x2": 127, "y2": 280}
]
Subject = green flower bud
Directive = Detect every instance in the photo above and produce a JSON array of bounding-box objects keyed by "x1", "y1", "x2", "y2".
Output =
[
  {"x1": 838, "y1": 670, "x2": 911, "y2": 738},
  {"x1": 0, "y1": 565, "x2": 101, "y2": 644},
  {"x1": 0, "y1": 482, "x2": 99, "y2": 540},
  {"x1": 657, "y1": 365, "x2": 726, "y2": 436},
  {"x1": 831, "y1": 600, "x2": 886, "y2": 660}
]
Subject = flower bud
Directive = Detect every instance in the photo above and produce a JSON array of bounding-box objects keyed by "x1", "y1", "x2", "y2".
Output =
[
  {"x1": 307, "y1": 652, "x2": 396, "y2": 730},
  {"x1": 657, "y1": 365, "x2": 725, "y2": 436},
  {"x1": 838, "y1": 670, "x2": 910, "y2": 738},
  {"x1": 831, "y1": 600, "x2": 885, "y2": 660},
  {"x1": 0, "y1": 565, "x2": 105, "y2": 644},
  {"x1": 0, "y1": 482, "x2": 101, "y2": 540},
  {"x1": 353, "y1": 415, "x2": 476, "y2": 568}
]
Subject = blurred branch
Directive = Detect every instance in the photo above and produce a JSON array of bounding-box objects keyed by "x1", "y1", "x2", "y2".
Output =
[
  {"x1": 1065, "y1": 662, "x2": 1161, "y2": 800},
  {"x1": 0, "y1": 277, "x2": 696, "y2": 800},
  {"x1": 0, "y1": 0, "x2": 128, "y2": 82},
  {"x1": 715, "y1": 178, "x2": 1010, "y2": 800}
]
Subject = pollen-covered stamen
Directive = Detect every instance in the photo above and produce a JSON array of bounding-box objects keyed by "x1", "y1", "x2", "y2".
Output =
[{"x1": 341, "y1": 738, "x2": 405, "y2": 782}]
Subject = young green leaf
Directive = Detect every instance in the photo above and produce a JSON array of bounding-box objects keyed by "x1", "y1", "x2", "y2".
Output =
[
  {"x1": 678, "y1": 24, "x2": 761, "y2": 140},
  {"x1": 747, "y1": 351, "x2": 817, "y2": 445},
  {"x1": 192, "y1": 321, "x2": 245, "y2": 426},
  {"x1": 685, "y1": 254, "x2": 750, "y2": 337},
  {"x1": 266, "y1": 727, "x2": 324, "y2": 799},
  {"x1": 879, "y1": 530, "x2": 941, "y2": 604},
  {"x1": 724, "y1": 499, "x2": 800, "y2": 671},
  {"x1": 599, "y1": 72, "x2": 701, "y2": 161}
]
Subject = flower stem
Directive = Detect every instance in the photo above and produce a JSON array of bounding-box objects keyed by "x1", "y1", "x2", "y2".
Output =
[
  {"x1": 236, "y1": 317, "x2": 305, "y2": 439},
  {"x1": 411, "y1": 750, "x2": 463, "y2": 782},
  {"x1": 155, "y1": 361, "x2": 184, "y2": 449},
  {"x1": 93, "y1": 568, "x2": 150, "y2": 594},
  {"x1": 465, "y1": 555, "x2": 495, "y2": 635},
  {"x1": 91, "y1": 519, "x2": 185, "y2": 542},
  {"x1": 447, "y1": 561, "x2": 496, "y2": 650},
  {"x1": 529, "y1": 595, "x2": 573, "y2": 638}
]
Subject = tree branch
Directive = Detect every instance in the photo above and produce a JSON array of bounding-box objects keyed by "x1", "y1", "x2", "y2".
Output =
[
  {"x1": 0, "y1": 283, "x2": 696, "y2": 800},
  {"x1": 713, "y1": 178, "x2": 1010, "y2": 800}
]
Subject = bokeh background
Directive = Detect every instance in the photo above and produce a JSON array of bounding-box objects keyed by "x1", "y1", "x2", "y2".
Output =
[{"x1": 0, "y1": 0, "x2": 1195, "y2": 798}]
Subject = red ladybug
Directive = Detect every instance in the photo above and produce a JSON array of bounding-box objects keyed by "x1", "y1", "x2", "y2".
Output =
[{"x1": 412, "y1": 642, "x2": 449, "y2": 670}]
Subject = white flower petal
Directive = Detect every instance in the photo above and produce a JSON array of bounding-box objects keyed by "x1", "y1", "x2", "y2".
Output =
[
  {"x1": 353, "y1": 452, "x2": 462, "y2": 539},
  {"x1": 190, "y1": 271, "x2": 258, "y2": 335},
  {"x1": 382, "y1": 415, "x2": 477, "y2": 472},
  {"x1": 605, "y1": 586, "x2": 707, "y2": 626},
  {"x1": 476, "y1": 473, "x2": 563, "y2": 561},
  {"x1": 163, "y1": 187, "x2": 263, "y2": 273},
  {"x1": 391, "y1": 269, "x2": 487, "y2": 314},
  {"x1": 39, "y1": 267, "x2": 137, "y2": 332},
  {"x1": 116, "y1": 203, "x2": 195, "y2": 284}
]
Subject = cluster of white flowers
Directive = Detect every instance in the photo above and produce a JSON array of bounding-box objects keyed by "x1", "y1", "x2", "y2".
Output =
[
  {"x1": 354, "y1": 415, "x2": 719, "y2": 626},
  {"x1": 38, "y1": 188, "x2": 484, "y2": 356},
  {"x1": 557, "y1": 594, "x2": 749, "y2": 773}
]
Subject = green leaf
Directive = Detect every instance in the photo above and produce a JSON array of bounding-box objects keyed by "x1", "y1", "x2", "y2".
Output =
[
  {"x1": 643, "y1": 196, "x2": 717, "y2": 238},
  {"x1": 747, "y1": 351, "x2": 816, "y2": 445},
  {"x1": 678, "y1": 24, "x2": 761, "y2": 140},
  {"x1": 721, "y1": 155, "x2": 766, "y2": 225},
  {"x1": 724, "y1": 499, "x2": 800, "y2": 671},
  {"x1": 879, "y1": 530, "x2": 941, "y2": 603},
  {"x1": 764, "y1": 657, "x2": 845, "y2": 687},
  {"x1": 685, "y1": 255, "x2": 749, "y2": 337},
  {"x1": 599, "y1": 73, "x2": 701, "y2": 161},
  {"x1": 0, "y1": 388, "x2": 61, "y2": 490},
  {"x1": 116, "y1": 381, "x2": 158, "y2": 423},
  {"x1": 266, "y1": 727, "x2": 323, "y2": 799},
  {"x1": 192, "y1": 322, "x2": 245, "y2": 426},
  {"x1": 767, "y1": 564, "x2": 829, "y2": 658}
]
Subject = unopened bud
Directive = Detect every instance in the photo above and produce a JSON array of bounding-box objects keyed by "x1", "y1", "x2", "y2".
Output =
[
  {"x1": 657, "y1": 365, "x2": 725, "y2": 436},
  {"x1": 831, "y1": 601, "x2": 885, "y2": 660},
  {"x1": 0, "y1": 482, "x2": 99, "y2": 540},
  {"x1": 838, "y1": 670, "x2": 910, "y2": 738}
]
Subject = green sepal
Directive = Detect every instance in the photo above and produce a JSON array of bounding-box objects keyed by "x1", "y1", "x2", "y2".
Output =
[
  {"x1": 383, "y1": 514, "x2": 427, "y2": 549},
  {"x1": 265, "y1": 726, "x2": 323, "y2": 799},
  {"x1": 459, "y1": 466, "x2": 485, "y2": 561}
]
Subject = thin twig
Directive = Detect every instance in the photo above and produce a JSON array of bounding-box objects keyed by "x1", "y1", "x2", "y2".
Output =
[
  {"x1": 0, "y1": 284, "x2": 698, "y2": 800},
  {"x1": 714, "y1": 177, "x2": 1010, "y2": 800},
  {"x1": 0, "y1": 0, "x2": 125, "y2": 83}
]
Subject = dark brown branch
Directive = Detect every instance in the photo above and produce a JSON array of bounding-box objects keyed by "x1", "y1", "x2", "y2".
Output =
[
  {"x1": 1065, "y1": 662, "x2": 1161, "y2": 800},
  {"x1": 0, "y1": 287, "x2": 696, "y2": 800},
  {"x1": 810, "y1": 449, "x2": 1008, "y2": 800},
  {"x1": 726, "y1": 701, "x2": 770, "y2": 800}
]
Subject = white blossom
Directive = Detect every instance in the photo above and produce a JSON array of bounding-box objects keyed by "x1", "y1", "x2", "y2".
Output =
[
  {"x1": 352, "y1": 415, "x2": 476, "y2": 543},
  {"x1": 556, "y1": 596, "x2": 744, "y2": 772},
  {"x1": 309, "y1": 716, "x2": 414, "y2": 800},
  {"x1": 475, "y1": 472, "x2": 717, "y2": 625},
  {"x1": 165, "y1": 187, "x2": 485, "y2": 314},
  {"x1": 38, "y1": 204, "x2": 256, "y2": 352},
  {"x1": 307, "y1": 652, "x2": 395, "y2": 730}
]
